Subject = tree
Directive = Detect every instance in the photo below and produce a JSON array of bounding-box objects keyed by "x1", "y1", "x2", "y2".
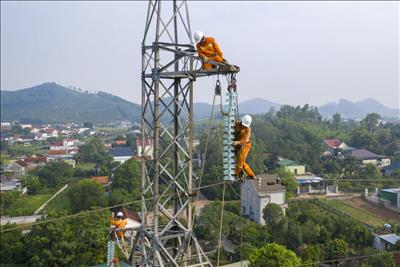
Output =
[
  {"x1": 332, "y1": 113, "x2": 341, "y2": 130},
  {"x1": 362, "y1": 113, "x2": 381, "y2": 133},
  {"x1": 323, "y1": 238, "x2": 350, "y2": 263},
  {"x1": 301, "y1": 244, "x2": 322, "y2": 263},
  {"x1": 108, "y1": 188, "x2": 140, "y2": 210},
  {"x1": 0, "y1": 191, "x2": 19, "y2": 209},
  {"x1": 83, "y1": 122, "x2": 93, "y2": 129},
  {"x1": 20, "y1": 174, "x2": 42, "y2": 194},
  {"x1": 262, "y1": 203, "x2": 287, "y2": 242},
  {"x1": 68, "y1": 179, "x2": 107, "y2": 213},
  {"x1": 248, "y1": 243, "x2": 301, "y2": 267},
  {"x1": 75, "y1": 136, "x2": 112, "y2": 165},
  {"x1": 0, "y1": 225, "x2": 26, "y2": 265},
  {"x1": 275, "y1": 168, "x2": 297, "y2": 199},
  {"x1": 111, "y1": 158, "x2": 140, "y2": 194},
  {"x1": 23, "y1": 211, "x2": 107, "y2": 266},
  {"x1": 33, "y1": 161, "x2": 74, "y2": 188},
  {"x1": 361, "y1": 248, "x2": 394, "y2": 267}
]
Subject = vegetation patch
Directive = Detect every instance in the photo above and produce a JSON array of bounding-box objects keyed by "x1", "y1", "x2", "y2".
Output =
[
  {"x1": 1, "y1": 193, "x2": 52, "y2": 216},
  {"x1": 322, "y1": 199, "x2": 385, "y2": 228}
]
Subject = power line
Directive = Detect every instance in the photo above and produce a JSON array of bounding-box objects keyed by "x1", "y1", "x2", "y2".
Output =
[
  {"x1": 0, "y1": 181, "x2": 230, "y2": 233},
  {"x1": 294, "y1": 250, "x2": 400, "y2": 267}
]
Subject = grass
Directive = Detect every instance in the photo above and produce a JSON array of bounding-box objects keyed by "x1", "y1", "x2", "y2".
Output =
[
  {"x1": 44, "y1": 187, "x2": 71, "y2": 213},
  {"x1": 1, "y1": 193, "x2": 52, "y2": 217},
  {"x1": 322, "y1": 199, "x2": 385, "y2": 228},
  {"x1": 75, "y1": 162, "x2": 96, "y2": 171}
]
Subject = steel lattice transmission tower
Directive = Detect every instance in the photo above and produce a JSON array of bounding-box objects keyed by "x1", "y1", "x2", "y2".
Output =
[{"x1": 130, "y1": 0, "x2": 233, "y2": 266}]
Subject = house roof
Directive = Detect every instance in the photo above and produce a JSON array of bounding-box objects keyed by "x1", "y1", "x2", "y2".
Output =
[
  {"x1": 91, "y1": 176, "x2": 109, "y2": 185},
  {"x1": 381, "y1": 188, "x2": 400, "y2": 194},
  {"x1": 247, "y1": 174, "x2": 285, "y2": 195},
  {"x1": 15, "y1": 160, "x2": 28, "y2": 168},
  {"x1": 345, "y1": 149, "x2": 388, "y2": 160},
  {"x1": 115, "y1": 140, "x2": 127, "y2": 145},
  {"x1": 278, "y1": 158, "x2": 299, "y2": 167},
  {"x1": 50, "y1": 141, "x2": 64, "y2": 146},
  {"x1": 109, "y1": 147, "x2": 134, "y2": 157},
  {"x1": 379, "y1": 234, "x2": 400, "y2": 246},
  {"x1": 49, "y1": 150, "x2": 67, "y2": 155},
  {"x1": 136, "y1": 138, "x2": 154, "y2": 146},
  {"x1": 324, "y1": 139, "x2": 342, "y2": 148},
  {"x1": 24, "y1": 155, "x2": 47, "y2": 163}
]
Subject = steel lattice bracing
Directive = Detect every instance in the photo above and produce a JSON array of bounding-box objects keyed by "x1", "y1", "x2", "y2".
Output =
[{"x1": 131, "y1": 1, "x2": 214, "y2": 266}]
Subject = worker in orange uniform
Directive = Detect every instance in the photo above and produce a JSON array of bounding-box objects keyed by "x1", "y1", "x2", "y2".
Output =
[
  {"x1": 233, "y1": 115, "x2": 255, "y2": 180},
  {"x1": 194, "y1": 31, "x2": 224, "y2": 70},
  {"x1": 110, "y1": 211, "x2": 127, "y2": 238}
]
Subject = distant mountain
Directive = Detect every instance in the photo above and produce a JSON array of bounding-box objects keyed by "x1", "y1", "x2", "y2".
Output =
[
  {"x1": 319, "y1": 98, "x2": 399, "y2": 119},
  {"x1": 2, "y1": 82, "x2": 397, "y2": 123},
  {"x1": 239, "y1": 98, "x2": 281, "y2": 114},
  {"x1": 1, "y1": 82, "x2": 141, "y2": 123}
]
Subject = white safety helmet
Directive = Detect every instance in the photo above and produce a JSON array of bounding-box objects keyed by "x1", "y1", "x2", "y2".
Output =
[
  {"x1": 194, "y1": 31, "x2": 204, "y2": 43},
  {"x1": 116, "y1": 211, "x2": 124, "y2": 217},
  {"x1": 241, "y1": 115, "x2": 252, "y2": 127}
]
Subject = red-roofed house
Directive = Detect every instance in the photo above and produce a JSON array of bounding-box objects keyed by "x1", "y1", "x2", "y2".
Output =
[
  {"x1": 91, "y1": 176, "x2": 110, "y2": 186},
  {"x1": 4, "y1": 160, "x2": 28, "y2": 178},
  {"x1": 115, "y1": 140, "x2": 127, "y2": 146},
  {"x1": 323, "y1": 138, "x2": 349, "y2": 157}
]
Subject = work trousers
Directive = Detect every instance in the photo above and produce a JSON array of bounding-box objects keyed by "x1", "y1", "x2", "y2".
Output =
[{"x1": 235, "y1": 143, "x2": 255, "y2": 177}]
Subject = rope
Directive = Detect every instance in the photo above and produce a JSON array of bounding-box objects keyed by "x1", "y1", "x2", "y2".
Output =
[
  {"x1": 191, "y1": 90, "x2": 217, "y2": 228},
  {"x1": 216, "y1": 182, "x2": 226, "y2": 266},
  {"x1": 294, "y1": 250, "x2": 400, "y2": 267}
]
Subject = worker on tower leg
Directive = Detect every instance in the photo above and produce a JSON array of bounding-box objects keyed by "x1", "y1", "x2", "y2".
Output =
[
  {"x1": 234, "y1": 115, "x2": 255, "y2": 180},
  {"x1": 194, "y1": 31, "x2": 225, "y2": 70},
  {"x1": 110, "y1": 211, "x2": 127, "y2": 238}
]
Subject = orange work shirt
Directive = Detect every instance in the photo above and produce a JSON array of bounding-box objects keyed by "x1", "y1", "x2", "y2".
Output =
[{"x1": 196, "y1": 37, "x2": 223, "y2": 59}]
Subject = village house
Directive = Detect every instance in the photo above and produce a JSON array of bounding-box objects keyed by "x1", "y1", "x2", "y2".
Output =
[
  {"x1": 109, "y1": 147, "x2": 134, "y2": 163},
  {"x1": 0, "y1": 174, "x2": 26, "y2": 193},
  {"x1": 384, "y1": 161, "x2": 400, "y2": 176},
  {"x1": 373, "y1": 234, "x2": 400, "y2": 251},
  {"x1": 91, "y1": 176, "x2": 111, "y2": 188},
  {"x1": 136, "y1": 138, "x2": 154, "y2": 160},
  {"x1": 240, "y1": 174, "x2": 287, "y2": 225},
  {"x1": 323, "y1": 138, "x2": 351, "y2": 157},
  {"x1": 343, "y1": 148, "x2": 391, "y2": 168},
  {"x1": 278, "y1": 158, "x2": 305, "y2": 175},
  {"x1": 379, "y1": 188, "x2": 400, "y2": 210},
  {"x1": 4, "y1": 160, "x2": 28, "y2": 178},
  {"x1": 23, "y1": 154, "x2": 47, "y2": 168}
]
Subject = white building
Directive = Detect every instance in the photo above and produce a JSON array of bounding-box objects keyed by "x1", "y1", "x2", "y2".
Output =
[
  {"x1": 136, "y1": 138, "x2": 154, "y2": 160},
  {"x1": 241, "y1": 174, "x2": 287, "y2": 225},
  {"x1": 373, "y1": 234, "x2": 400, "y2": 251}
]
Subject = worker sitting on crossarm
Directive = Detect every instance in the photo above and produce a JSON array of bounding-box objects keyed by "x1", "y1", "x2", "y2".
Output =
[
  {"x1": 110, "y1": 211, "x2": 127, "y2": 238},
  {"x1": 233, "y1": 115, "x2": 255, "y2": 180},
  {"x1": 194, "y1": 31, "x2": 224, "y2": 70}
]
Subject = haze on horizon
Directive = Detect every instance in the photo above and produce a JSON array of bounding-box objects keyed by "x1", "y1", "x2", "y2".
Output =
[{"x1": 1, "y1": 1, "x2": 399, "y2": 109}]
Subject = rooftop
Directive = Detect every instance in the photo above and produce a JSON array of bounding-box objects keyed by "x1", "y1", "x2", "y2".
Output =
[
  {"x1": 247, "y1": 174, "x2": 285, "y2": 195},
  {"x1": 278, "y1": 158, "x2": 300, "y2": 167},
  {"x1": 109, "y1": 147, "x2": 134, "y2": 157},
  {"x1": 379, "y1": 234, "x2": 400, "y2": 246},
  {"x1": 381, "y1": 188, "x2": 400, "y2": 194},
  {"x1": 345, "y1": 149, "x2": 388, "y2": 160},
  {"x1": 324, "y1": 138, "x2": 342, "y2": 148}
]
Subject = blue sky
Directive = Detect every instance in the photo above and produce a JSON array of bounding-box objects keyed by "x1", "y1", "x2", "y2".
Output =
[{"x1": 1, "y1": 1, "x2": 399, "y2": 108}]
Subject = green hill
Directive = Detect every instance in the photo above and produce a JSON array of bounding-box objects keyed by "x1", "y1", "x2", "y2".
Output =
[{"x1": 1, "y1": 82, "x2": 141, "y2": 123}]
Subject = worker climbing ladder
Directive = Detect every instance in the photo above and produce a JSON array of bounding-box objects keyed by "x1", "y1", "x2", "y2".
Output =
[{"x1": 223, "y1": 75, "x2": 238, "y2": 181}]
